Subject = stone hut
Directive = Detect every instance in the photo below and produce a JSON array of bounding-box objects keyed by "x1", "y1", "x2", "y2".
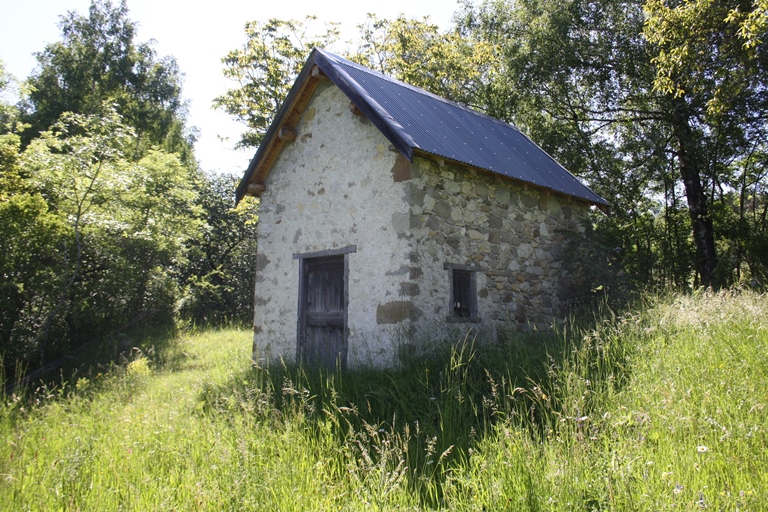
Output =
[{"x1": 236, "y1": 49, "x2": 608, "y2": 369}]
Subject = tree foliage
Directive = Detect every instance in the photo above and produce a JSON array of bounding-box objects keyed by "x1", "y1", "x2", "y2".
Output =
[
  {"x1": 0, "y1": 60, "x2": 20, "y2": 132},
  {"x1": 1, "y1": 109, "x2": 198, "y2": 366},
  {"x1": 179, "y1": 173, "x2": 259, "y2": 326},
  {"x1": 453, "y1": 0, "x2": 768, "y2": 288},
  {"x1": 351, "y1": 15, "x2": 500, "y2": 109},
  {"x1": 213, "y1": 17, "x2": 340, "y2": 149},
  {"x1": 22, "y1": 0, "x2": 192, "y2": 161},
  {"x1": 1, "y1": 1, "x2": 258, "y2": 379}
]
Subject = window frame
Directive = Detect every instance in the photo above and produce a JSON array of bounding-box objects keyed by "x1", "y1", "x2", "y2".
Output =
[{"x1": 444, "y1": 263, "x2": 480, "y2": 322}]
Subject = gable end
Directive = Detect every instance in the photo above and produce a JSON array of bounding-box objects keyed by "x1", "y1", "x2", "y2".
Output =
[{"x1": 236, "y1": 60, "x2": 330, "y2": 202}]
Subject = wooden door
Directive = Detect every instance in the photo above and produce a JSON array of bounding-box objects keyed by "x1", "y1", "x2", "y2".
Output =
[{"x1": 298, "y1": 255, "x2": 347, "y2": 369}]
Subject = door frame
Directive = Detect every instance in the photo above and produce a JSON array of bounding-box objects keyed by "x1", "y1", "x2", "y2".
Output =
[{"x1": 294, "y1": 245, "x2": 356, "y2": 368}]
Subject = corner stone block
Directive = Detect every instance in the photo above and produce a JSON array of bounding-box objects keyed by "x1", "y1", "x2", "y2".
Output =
[
  {"x1": 392, "y1": 212, "x2": 411, "y2": 234},
  {"x1": 391, "y1": 154, "x2": 412, "y2": 182},
  {"x1": 377, "y1": 301, "x2": 422, "y2": 324}
]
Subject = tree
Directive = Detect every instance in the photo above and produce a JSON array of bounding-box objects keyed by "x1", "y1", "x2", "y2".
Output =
[
  {"x1": 351, "y1": 15, "x2": 499, "y2": 109},
  {"x1": 214, "y1": 17, "x2": 340, "y2": 149},
  {"x1": 0, "y1": 126, "x2": 67, "y2": 368},
  {"x1": 644, "y1": 0, "x2": 768, "y2": 284},
  {"x1": 0, "y1": 59, "x2": 19, "y2": 132},
  {"x1": 0, "y1": 107, "x2": 200, "y2": 372},
  {"x1": 22, "y1": 0, "x2": 192, "y2": 159},
  {"x1": 179, "y1": 173, "x2": 259, "y2": 326},
  {"x1": 456, "y1": 0, "x2": 768, "y2": 287}
]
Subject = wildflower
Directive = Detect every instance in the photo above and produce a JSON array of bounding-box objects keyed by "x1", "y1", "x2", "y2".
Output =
[{"x1": 697, "y1": 445, "x2": 709, "y2": 453}]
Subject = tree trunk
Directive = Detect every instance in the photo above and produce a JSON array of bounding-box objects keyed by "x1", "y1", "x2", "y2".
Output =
[{"x1": 672, "y1": 101, "x2": 718, "y2": 287}]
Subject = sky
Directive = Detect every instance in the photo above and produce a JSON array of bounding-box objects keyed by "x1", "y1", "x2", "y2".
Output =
[{"x1": 0, "y1": 0, "x2": 460, "y2": 176}]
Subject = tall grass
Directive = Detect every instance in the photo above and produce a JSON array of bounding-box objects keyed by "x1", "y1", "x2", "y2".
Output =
[
  {"x1": 1, "y1": 289, "x2": 766, "y2": 510},
  {"x1": 444, "y1": 289, "x2": 768, "y2": 510}
]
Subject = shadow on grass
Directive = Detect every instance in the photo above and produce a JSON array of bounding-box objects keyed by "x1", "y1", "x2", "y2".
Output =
[
  {"x1": 3, "y1": 323, "x2": 183, "y2": 400},
  {"x1": 199, "y1": 307, "x2": 636, "y2": 507}
]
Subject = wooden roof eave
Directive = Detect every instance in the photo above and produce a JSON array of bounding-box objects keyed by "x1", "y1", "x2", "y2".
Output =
[{"x1": 236, "y1": 52, "x2": 328, "y2": 203}]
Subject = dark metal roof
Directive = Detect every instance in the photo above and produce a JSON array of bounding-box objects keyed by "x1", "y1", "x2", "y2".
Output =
[
  {"x1": 313, "y1": 50, "x2": 607, "y2": 207},
  {"x1": 238, "y1": 48, "x2": 608, "y2": 207}
]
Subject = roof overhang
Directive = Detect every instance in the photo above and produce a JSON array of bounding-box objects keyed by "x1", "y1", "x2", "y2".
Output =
[{"x1": 236, "y1": 50, "x2": 329, "y2": 202}]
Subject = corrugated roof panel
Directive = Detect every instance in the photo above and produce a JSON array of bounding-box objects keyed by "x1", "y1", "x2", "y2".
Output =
[{"x1": 317, "y1": 50, "x2": 607, "y2": 206}]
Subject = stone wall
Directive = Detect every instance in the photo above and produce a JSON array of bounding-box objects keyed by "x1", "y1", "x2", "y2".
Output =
[
  {"x1": 252, "y1": 81, "x2": 590, "y2": 368},
  {"x1": 404, "y1": 156, "x2": 589, "y2": 332},
  {"x1": 252, "y1": 82, "x2": 412, "y2": 367}
]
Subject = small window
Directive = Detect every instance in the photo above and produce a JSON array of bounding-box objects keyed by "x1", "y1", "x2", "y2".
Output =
[{"x1": 446, "y1": 265, "x2": 478, "y2": 321}]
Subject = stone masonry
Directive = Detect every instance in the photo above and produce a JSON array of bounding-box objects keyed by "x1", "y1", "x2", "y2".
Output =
[
  {"x1": 252, "y1": 79, "x2": 590, "y2": 368},
  {"x1": 403, "y1": 157, "x2": 588, "y2": 333}
]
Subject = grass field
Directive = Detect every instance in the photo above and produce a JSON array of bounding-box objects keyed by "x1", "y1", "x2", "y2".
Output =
[{"x1": 1, "y1": 289, "x2": 766, "y2": 510}]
